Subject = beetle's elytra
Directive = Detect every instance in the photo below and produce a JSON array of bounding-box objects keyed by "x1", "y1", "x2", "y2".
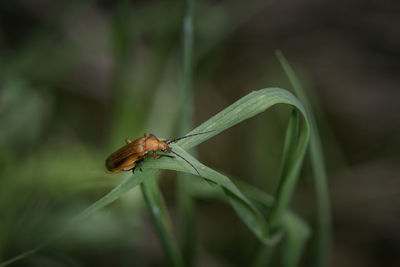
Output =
[{"x1": 105, "y1": 131, "x2": 213, "y2": 177}]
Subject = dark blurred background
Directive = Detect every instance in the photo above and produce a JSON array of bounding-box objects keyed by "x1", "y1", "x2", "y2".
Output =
[{"x1": 1, "y1": 0, "x2": 399, "y2": 266}]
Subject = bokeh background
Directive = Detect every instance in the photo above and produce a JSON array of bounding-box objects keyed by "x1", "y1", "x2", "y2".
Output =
[{"x1": 1, "y1": 0, "x2": 399, "y2": 266}]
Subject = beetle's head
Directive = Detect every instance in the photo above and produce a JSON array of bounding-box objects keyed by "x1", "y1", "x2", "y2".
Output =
[{"x1": 159, "y1": 141, "x2": 171, "y2": 153}]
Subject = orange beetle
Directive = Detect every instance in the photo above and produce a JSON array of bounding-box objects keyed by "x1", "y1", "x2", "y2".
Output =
[{"x1": 105, "y1": 131, "x2": 213, "y2": 177}]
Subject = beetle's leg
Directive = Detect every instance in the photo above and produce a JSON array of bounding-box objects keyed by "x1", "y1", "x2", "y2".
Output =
[
  {"x1": 139, "y1": 160, "x2": 144, "y2": 172},
  {"x1": 157, "y1": 154, "x2": 175, "y2": 159},
  {"x1": 125, "y1": 138, "x2": 132, "y2": 144},
  {"x1": 131, "y1": 165, "x2": 136, "y2": 174},
  {"x1": 152, "y1": 151, "x2": 157, "y2": 159}
]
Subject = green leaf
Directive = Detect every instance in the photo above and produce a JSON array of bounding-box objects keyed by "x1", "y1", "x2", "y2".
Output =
[
  {"x1": 141, "y1": 177, "x2": 184, "y2": 267},
  {"x1": 276, "y1": 51, "x2": 331, "y2": 267},
  {"x1": 0, "y1": 169, "x2": 154, "y2": 267},
  {"x1": 281, "y1": 212, "x2": 311, "y2": 267},
  {"x1": 234, "y1": 174, "x2": 310, "y2": 267},
  {"x1": 187, "y1": 165, "x2": 311, "y2": 267},
  {"x1": 1, "y1": 88, "x2": 310, "y2": 266},
  {"x1": 146, "y1": 88, "x2": 310, "y2": 244},
  {"x1": 176, "y1": 0, "x2": 197, "y2": 265}
]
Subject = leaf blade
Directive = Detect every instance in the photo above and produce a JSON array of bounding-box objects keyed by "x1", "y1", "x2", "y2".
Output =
[
  {"x1": 141, "y1": 178, "x2": 184, "y2": 267},
  {"x1": 277, "y1": 51, "x2": 331, "y2": 267},
  {"x1": 1, "y1": 87, "x2": 311, "y2": 266}
]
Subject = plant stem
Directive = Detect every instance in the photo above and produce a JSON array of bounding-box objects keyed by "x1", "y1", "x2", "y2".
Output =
[
  {"x1": 178, "y1": 0, "x2": 196, "y2": 266},
  {"x1": 141, "y1": 178, "x2": 184, "y2": 267}
]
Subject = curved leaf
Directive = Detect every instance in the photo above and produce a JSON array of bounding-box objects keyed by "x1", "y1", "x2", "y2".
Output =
[
  {"x1": 145, "y1": 87, "x2": 310, "y2": 243},
  {"x1": 0, "y1": 88, "x2": 310, "y2": 266}
]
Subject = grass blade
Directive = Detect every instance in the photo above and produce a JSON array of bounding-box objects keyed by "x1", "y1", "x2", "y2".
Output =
[
  {"x1": 144, "y1": 145, "x2": 271, "y2": 243},
  {"x1": 1, "y1": 87, "x2": 310, "y2": 265},
  {"x1": 281, "y1": 212, "x2": 311, "y2": 267},
  {"x1": 0, "y1": 170, "x2": 156, "y2": 267},
  {"x1": 267, "y1": 109, "x2": 303, "y2": 230},
  {"x1": 276, "y1": 51, "x2": 331, "y2": 267},
  {"x1": 177, "y1": 88, "x2": 309, "y2": 151},
  {"x1": 177, "y1": 88, "x2": 310, "y2": 237},
  {"x1": 280, "y1": 110, "x2": 301, "y2": 181},
  {"x1": 229, "y1": 176, "x2": 310, "y2": 267},
  {"x1": 145, "y1": 95, "x2": 311, "y2": 241},
  {"x1": 252, "y1": 109, "x2": 302, "y2": 267},
  {"x1": 177, "y1": 0, "x2": 197, "y2": 265},
  {"x1": 141, "y1": 178, "x2": 184, "y2": 267}
]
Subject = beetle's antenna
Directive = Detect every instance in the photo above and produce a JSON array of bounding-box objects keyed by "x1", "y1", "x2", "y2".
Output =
[
  {"x1": 170, "y1": 150, "x2": 203, "y2": 179},
  {"x1": 166, "y1": 130, "x2": 215, "y2": 144}
]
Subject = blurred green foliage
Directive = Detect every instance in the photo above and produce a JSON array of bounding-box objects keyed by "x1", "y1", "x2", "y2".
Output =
[
  {"x1": 0, "y1": 1, "x2": 321, "y2": 266},
  {"x1": 1, "y1": 0, "x2": 398, "y2": 266}
]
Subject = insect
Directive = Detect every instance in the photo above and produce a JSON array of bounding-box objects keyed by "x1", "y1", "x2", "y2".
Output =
[{"x1": 105, "y1": 131, "x2": 213, "y2": 177}]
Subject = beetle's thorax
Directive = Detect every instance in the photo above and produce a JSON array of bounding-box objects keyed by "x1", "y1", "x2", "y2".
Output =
[
  {"x1": 144, "y1": 136, "x2": 170, "y2": 152},
  {"x1": 144, "y1": 136, "x2": 160, "y2": 151}
]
